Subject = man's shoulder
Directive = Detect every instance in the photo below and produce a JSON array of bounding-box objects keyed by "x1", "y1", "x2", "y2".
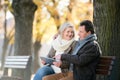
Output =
[
  {"x1": 93, "y1": 40, "x2": 100, "y2": 46},
  {"x1": 86, "y1": 40, "x2": 99, "y2": 47}
]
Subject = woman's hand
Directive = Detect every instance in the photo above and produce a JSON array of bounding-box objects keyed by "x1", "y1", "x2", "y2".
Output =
[
  {"x1": 53, "y1": 33, "x2": 59, "y2": 39},
  {"x1": 54, "y1": 54, "x2": 61, "y2": 60},
  {"x1": 41, "y1": 60, "x2": 46, "y2": 65}
]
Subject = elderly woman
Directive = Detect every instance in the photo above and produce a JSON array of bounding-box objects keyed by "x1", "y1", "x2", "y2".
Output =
[{"x1": 33, "y1": 22, "x2": 76, "y2": 80}]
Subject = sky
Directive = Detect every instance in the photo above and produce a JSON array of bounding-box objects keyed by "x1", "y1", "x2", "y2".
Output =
[{"x1": 6, "y1": 10, "x2": 14, "y2": 19}]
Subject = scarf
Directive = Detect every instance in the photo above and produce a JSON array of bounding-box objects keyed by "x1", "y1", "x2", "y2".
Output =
[
  {"x1": 72, "y1": 34, "x2": 97, "y2": 55},
  {"x1": 52, "y1": 35, "x2": 74, "y2": 52},
  {"x1": 51, "y1": 35, "x2": 74, "y2": 73}
]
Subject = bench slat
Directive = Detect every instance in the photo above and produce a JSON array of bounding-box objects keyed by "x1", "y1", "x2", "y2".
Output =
[
  {"x1": 98, "y1": 59, "x2": 114, "y2": 65},
  {"x1": 5, "y1": 59, "x2": 29, "y2": 62},
  {"x1": 5, "y1": 62, "x2": 27, "y2": 65},
  {"x1": 6, "y1": 56, "x2": 30, "y2": 59},
  {"x1": 96, "y1": 65, "x2": 112, "y2": 71},
  {"x1": 4, "y1": 65, "x2": 26, "y2": 68},
  {"x1": 96, "y1": 70, "x2": 111, "y2": 75}
]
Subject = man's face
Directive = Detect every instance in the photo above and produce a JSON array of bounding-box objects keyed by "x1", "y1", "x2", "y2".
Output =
[{"x1": 78, "y1": 25, "x2": 91, "y2": 40}]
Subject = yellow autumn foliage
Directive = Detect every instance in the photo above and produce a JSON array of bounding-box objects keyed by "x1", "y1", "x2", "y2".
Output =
[{"x1": 33, "y1": 0, "x2": 93, "y2": 43}]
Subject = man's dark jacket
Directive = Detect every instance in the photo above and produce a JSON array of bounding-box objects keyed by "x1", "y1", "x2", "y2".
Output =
[{"x1": 61, "y1": 40, "x2": 101, "y2": 80}]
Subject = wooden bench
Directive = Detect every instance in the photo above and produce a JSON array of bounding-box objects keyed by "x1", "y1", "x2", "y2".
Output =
[
  {"x1": 96, "y1": 56, "x2": 116, "y2": 80},
  {"x1": 0, "y1": 56, "x2": 32, "y2": 80}
]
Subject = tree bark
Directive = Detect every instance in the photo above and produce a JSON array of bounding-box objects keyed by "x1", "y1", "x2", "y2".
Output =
[
  {"x1": 33, "y1": 41, "x2": 41, "y2": 73},
  {"x1": 93, "y1": 0, "x2": 120, "y2": 79},
  {"x1": 12, "y1": 0, "x2": 37, "y2": 79},
  {"x1": 12, "y1": 0, "x2": 37, "y2": 55},
  {"x1": 0, "y1": 37, "x2": 9, "y2": 70}
]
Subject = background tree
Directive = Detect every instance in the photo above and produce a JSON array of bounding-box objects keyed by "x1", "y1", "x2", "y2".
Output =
[
  {"x1": 1, "y1": 27, "x2": 14, "y2": 70},
  {"x1": 0, "y1": 0, "x2": 14, "y2": 70},
  {"x1": 93, "y1": 0, "x2": 120, "y2": 79},
  {"x1": 0, "y1": 0, "x2": 2, "y2": 10},
  {"x1": 11, "y1": 0, "x2": 37, "y2": 79}
]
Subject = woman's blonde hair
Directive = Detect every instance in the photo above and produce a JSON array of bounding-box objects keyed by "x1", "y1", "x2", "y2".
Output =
[{"x1": 58, "y1": 22, "x2": 75, "y2": 37}]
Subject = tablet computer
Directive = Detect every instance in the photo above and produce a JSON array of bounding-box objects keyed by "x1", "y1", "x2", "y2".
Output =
[{"x1": 40, "y1": 57, "x2": 55, "y2": 65}]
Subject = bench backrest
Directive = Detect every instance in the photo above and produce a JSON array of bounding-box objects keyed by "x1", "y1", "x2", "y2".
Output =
[
  {"x1": 3, "y1": 55, "x2": 32, "y2": 80},
  {"x1": 96, "y1": 56, "x2": 116, "y2": 76},
  {"x1": 4, "y1": 56, "x2": 31, "y2": 69}
]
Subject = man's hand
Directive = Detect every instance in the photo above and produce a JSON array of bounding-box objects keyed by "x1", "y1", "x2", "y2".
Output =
[
  {"x1": 54, "y1": 54, "x2": 61, "y2": 60},
  {"x1": 53, "y1": 61, "x2": 62, "y2": 67}
]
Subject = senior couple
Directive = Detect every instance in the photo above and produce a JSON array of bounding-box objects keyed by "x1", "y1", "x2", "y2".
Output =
[{"x1": 33, "y1": 20, "x2": 102, "y2": 80}]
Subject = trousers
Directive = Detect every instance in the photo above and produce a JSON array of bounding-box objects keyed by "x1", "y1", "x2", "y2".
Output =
[{"x1": 33, "y1": 65, "x2": 55, "y2": 80}]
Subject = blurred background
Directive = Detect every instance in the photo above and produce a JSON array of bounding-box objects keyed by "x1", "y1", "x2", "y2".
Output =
[
  {"x1": 0, "y1": 0, "x2": 93, "y2": 79},
  {"x1": 0, "y1": 0, "x2": 93, "y2": 70},
  {"x1": 1, "y1": 0, "x2": 120, "y2": 80}
]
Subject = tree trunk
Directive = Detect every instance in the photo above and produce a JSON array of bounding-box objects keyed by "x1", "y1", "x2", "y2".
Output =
[
  {"x1": 33, "y1": 41, "x2": 41, "y2": 73},
  {"x1": 93, "y1": 0, "x2": 120, "y2": 80},
  {"x1": 0, "y1": 37, "x2": 9, "y2": 70},
  {"x1": 12, "y1": 0, "x2": 37, "y2": 79},
  {"x1": 8, "y1": 44, "x2": 14, "y2": 56}
]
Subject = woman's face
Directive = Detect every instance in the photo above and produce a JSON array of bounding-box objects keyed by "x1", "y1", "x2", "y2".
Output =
[{"x1": 62, "y1": 27, "x2": 74, "y2": 40}]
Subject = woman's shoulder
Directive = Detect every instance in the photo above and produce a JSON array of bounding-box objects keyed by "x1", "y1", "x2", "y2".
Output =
[
  {"x1": 71, "y1": 40, "x2": 77, "y2": 47},
  {"x1": 73, "y1": 40, "x2": 78, "y2": 44}
]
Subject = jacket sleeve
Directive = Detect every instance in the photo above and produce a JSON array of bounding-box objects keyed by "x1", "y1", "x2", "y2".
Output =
[
  {"x1": 60, "y1": 41, "x2": 77, "y2": 68},
  {"x1": 47, "y1": 47, "x2": 56, "y2": 58},
  {"x1": 61, "y1": 42, "x2": 101, "y2": 67}
]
